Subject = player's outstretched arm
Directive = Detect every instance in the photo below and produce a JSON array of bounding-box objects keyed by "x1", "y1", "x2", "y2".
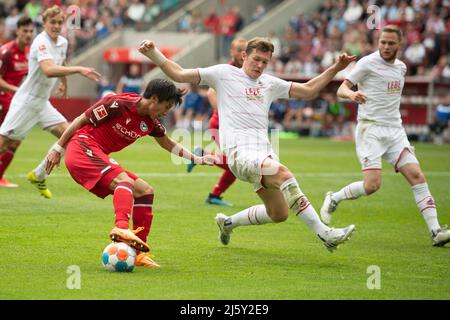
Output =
[
  {"x1": 337, "y1": 79, "x2": 367, "y2": 104},
  {"x1": 154, "y1": 135, "x2": 217, "y2": 165},
  {"x1": 290, "y1": 53, "x2": 356, "y2": 100},
  {"x1": 45, "y1": 114, "x2": 90, "y2": 174},
  {"x1": 138, "y1": 40, "x2": 200, "y2": 84},
  {"x1": 39, "y1": 59, "x2": 101, "y2": 82}
]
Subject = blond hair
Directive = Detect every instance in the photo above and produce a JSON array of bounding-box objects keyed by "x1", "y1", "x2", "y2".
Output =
[
  {"x1": 42, "y1": 5, "x2": 65, "y2": 22},
  {"x1": 382, "y1": 25, "x2": 403, "y2": 41}
]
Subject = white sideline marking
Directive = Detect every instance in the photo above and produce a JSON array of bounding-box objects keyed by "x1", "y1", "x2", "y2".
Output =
[{"x1": 7, "y1": 171, "x2": 450, "y2": 178}]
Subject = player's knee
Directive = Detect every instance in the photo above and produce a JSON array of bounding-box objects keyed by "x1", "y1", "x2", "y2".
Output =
[
  {"x1": 135, "y1": 184, "x2": 154, "y2": 198},
  {"x1": 267, "y1": 208, "x2": 288, "y2": 223},
  {"x1": 409, "y1": 169, "x2": 425, "y2": 184},
  {"x1": 364, "y1": 180, "x2": 381, "y2": 195},
  {"x1": 274, "y1": 165, "x2": 294, "y2": 188}
]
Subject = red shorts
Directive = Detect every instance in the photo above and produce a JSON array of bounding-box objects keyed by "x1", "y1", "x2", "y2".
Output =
[{"x1": 65, "y1": 136, "x2": 138, "y2": 198}]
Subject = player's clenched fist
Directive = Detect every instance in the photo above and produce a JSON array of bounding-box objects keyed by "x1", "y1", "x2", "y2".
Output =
[{"x1": 138, "y1": 40, "x2": 167, "y2": 66}]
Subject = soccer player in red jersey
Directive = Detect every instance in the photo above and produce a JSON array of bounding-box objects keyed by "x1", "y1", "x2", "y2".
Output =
[
  {"x1": 45, "y1": 79, "x2": 217, "y2": 268},
  {"x1": 0, "y1": 16, "x2": 34, "y2": 188},
  {"x1": 187, "y1": 38, "x2": 247, "y2": 207}
]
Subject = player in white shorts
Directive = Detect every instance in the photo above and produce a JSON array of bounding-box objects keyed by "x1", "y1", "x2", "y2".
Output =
[
  {"x1": 139, "y1": 37, "x2": 357, "y2": 252},
  {"x1": 320, "y1": 25, "x2": 450, "y2": 247},
  {"x1": 0, "y1": 5, "x2": 100, "y2": 199}
]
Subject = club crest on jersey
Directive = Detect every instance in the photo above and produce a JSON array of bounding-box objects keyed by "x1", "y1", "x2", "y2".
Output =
[
  {"x1": 140, "y1": 121, "x2": 148, "y2": 132},
  {"x1": 39, "y1": 44, "x2": 47, "y2": 52},
  {"x1": 93, "y1": 105, "x2": 108, "y2": 121}
]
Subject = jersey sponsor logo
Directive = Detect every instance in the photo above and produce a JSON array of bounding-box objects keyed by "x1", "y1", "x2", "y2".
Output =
[
  {"x1": 245, "y1": 88, "x2": 263, "y2": 101},
  {"x1": 113, "y1": 122, "x2": 142, "y2": 139},
  {"x1": 93, "y1": 105, "x2": 108, "y2": 121},
  {"x1": 387, "y1": 80, "x2": 401, "y2": 94},
  {"x1": 14, "y1": 61, "x2": 28, "y2": 71},
  {"x1": 140, "y1": 121, "x2": 148, "y2": 132}
]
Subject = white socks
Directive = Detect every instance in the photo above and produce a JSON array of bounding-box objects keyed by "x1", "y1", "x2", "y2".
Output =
[
  {"x1": 412, "y1": 182, "x2": 440, "y2": 234},
  {"x1": 34, "y1": 143, "x2": 65, "y2": 181},
  {"x1": 332, "y1": 181, "x2": 366, "y2": 203},
  {"x1": 228, "y1": 204, "x2": 273, "y2": 228},
  {"x1": 280, "y1": 177, "x2": 329, "y2": 237}
]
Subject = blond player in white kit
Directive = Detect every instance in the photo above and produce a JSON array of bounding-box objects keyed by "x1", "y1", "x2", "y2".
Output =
[
  {"x1": 139, "y1": 37, "x2": 357, "y2": 252},
  {"x1": 0, "y1": 5, "x2": 100, "y2": 199},
  {"x1": 320, "y1": 25, "x2": 450, "y2": 247}
]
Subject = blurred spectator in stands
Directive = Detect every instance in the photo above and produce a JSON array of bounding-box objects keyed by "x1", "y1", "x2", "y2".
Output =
[
  {"x1": 284, "y1": 54, "x2": 302, "y2": 76},
  {"x1": 96, "y1": 11, "x2": 114, "y2": 40},
  {"x1": 426, "y1": 11, "x2": 445, "y2": 34},
  {"x1": 381, "y1": 0, "x2": 399, "y2": 22},
  {"x1": 283, "y1": 100, "x2": 305, "y2": 132},
  {"x1": 343, "y1": 0, "x2": 363, "y2": 24},
  {"x1": 267, "y1": 31, "x2": 282, "y2": 59},
  {"x1": 111, "y1": 7, "x2": 125, "y2": 30},
  {"x1": 232, "y1": 6, "x2": 244, "y2": 32},
  {"x1": 220, "y1": 7, "x2": 237, "y2": 59},
  {"x1": 404, "y1": 34, "x2": 426, "y2": 75},
  {"x1": 116, "y1": 63, "x2": 144, "y2": 94},
  {"x1": 269, "y1": 100, "x2": 286, "y2": 130},
  {"x1": 25, "y1": 0, "x2": 41, "y2": 22},
  {"x1": 5, "y1": 6, "x2": 21, "y2": 40},
  {"x1": 177, "y1": 10, "x2": 191, "y2": 32},
  {"x1": 251, "y1": 4, "x2": 266, "y2": 23},
  {"x1": 327, "y1": 10, "x2": 347, "y2": 34},
  {"x1": 204, "y1": 7, "x2": 220, "y2": 34},
  {"x1": 0, "y1": 19, "x2": 7, "y2": 45},
  {"x1": 126, "y1": 0, "x2": 145, "y2": 30},
  {"x1": 142, "y1": 0, "x2": 161, "y2": 28},
  {"x1": 189, "y1": 8, "x2": 204, "y2": 33},
  {"x1": 429, "y1": 94, "x2": 450, "y2": 144},
  {"x1": 178, "y1": 83, "x2": 209, "y2": 131},
  {"x1": 322, "y1": 93, "x2": 349, "y2": 137},
  {"x1": 397, "y1": 0, "x2": 415, "y2": 22},
  {"x1": 97, "y1": 78, "x2": 115, "y2": 100},
  {"x1": 302, "y1": 54, "x2": 318, "y2": 77},
  {"x1": 430, "y1": 55, "x2": 450, "y2": 82},
  {"x1": 265, "y1": 57, "x2": 284, "y2": 75}
]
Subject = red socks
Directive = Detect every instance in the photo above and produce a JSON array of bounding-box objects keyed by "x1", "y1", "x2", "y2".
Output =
[
  {"x1": 212, "y1": 167, "x2": 236, "y2": 197},
  {"x1": 0, "y1": 151, "x2": 14, "y2": 179},
  {"x1": 132, "y1": 194, "x2": 154, "y2": 243},
  {"x1": 113, "y1": 182, "x2": 134, "y2": 229}
]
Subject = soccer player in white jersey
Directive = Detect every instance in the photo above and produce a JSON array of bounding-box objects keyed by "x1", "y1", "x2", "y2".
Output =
[
  {"x1": 0, "y1": 5, "x2": 101, "y2": 199},
  {"x1": 319, "y1": 25, "x2": 450, "y2": 247},
  {"x1": 139, "y1": 37, "x2": 357, "y2": 252}
]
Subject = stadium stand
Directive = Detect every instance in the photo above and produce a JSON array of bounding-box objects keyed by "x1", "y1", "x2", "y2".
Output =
[{"x1": 0, "y1": 0, "x2": 448, "y2": 142}]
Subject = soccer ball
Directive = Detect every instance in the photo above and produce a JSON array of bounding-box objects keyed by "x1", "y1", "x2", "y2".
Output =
[{"x1": 102, "y1": 242, "x2": 136, "y2": 272}]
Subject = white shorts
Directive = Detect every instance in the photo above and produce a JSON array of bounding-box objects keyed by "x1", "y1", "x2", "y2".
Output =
[
  {"x1": 355, "y1": 122, "x2": 419, "y2": 171},
  {"x1": 225, "y1": 146, "x2": 280, "y2": 192},
  {"x1": 0, "y1": 97, "x2": 67, "y2": 140}
]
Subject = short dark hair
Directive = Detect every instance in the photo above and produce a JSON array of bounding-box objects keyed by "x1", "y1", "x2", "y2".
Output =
[
  {"x1": 17, "y1": 16, "x2": 33, "y2": 29},
  {"x1": 246, "y1": 37, "x2": 274, "y2": 55},
  {"x1": 143, "y1": 78, "x2": 184, "y2": 106}
]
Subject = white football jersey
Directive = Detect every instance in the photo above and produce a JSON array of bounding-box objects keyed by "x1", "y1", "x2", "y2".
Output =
[
  {"x1": 14, "y1": 31, "x2": 68, "y2": 101},
  {"x1": 198, "y1": 64, "x2": 291, "y2": 150},
  {"x1": 346, "y1": 51, "x2": 407, "y2": 127}
]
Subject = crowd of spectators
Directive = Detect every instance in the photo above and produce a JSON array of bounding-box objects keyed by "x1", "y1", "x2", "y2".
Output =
[
  {"x1": 0, "y1": 0, "x2": 183, "y2": 59},
  {"x1": 264, "y1": 0, "x2": 449, "y2": 81}
]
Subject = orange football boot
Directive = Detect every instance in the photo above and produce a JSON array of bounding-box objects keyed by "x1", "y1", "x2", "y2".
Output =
[
  {"x1": 109, "y1": 227, "x2": 150, "y2": 252},
  {"x1": 135, "y1": 252, "x2": 160, "y2": 268}
]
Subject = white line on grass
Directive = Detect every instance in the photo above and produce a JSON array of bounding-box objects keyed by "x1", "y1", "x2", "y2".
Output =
[{"x1": 7, "y1": 171, "x2": 450, "y2": 178}]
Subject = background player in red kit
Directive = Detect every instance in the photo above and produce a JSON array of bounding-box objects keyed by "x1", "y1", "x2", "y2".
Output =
[
  {"x1": 46, "y1": 79, "x2": 217, "y2": 268},
  {"x1": 0, "y1": 16, "x2": 34, "y2": 187},
  {"x1": 187, "y1": 38, "x2": 247, "y2": 207}
]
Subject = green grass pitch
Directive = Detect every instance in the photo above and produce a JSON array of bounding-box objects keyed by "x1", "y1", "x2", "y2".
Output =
[{"x1": 0, "y1": 128, "x2": 449, "y2": 299}]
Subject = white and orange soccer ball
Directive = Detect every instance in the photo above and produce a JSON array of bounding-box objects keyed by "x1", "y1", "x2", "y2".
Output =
[{"x1": 102, "y1": 242, "x2": 136, "y2": 272}]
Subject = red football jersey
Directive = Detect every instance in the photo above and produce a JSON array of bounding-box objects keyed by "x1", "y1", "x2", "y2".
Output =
[
  {"x1": 0, "y1": 40, "x2": 29, "y2": 110},
  {"x1": 76, "y1": 93, "x2": 167, "y2": 154}
]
